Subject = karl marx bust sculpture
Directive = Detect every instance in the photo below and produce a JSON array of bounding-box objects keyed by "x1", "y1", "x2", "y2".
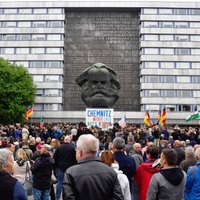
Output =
[{"x1": 76, "y1": 63, "x2": 120, "y2": 108}]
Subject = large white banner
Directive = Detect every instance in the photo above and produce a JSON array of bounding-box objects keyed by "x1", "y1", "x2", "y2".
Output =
[{"x1": 86, "y1": 108, "x2": 114, "y2": 130}]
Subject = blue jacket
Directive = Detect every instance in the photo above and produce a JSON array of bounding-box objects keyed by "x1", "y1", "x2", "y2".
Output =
[{"x1": 184, "y1": 160, "x2": 200, "y2": 200}]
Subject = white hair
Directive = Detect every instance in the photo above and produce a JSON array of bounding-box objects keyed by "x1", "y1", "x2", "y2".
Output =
[
  {"x1": 0, "y1": 149, "x2": 12, "y2": 172},
  {"x1": 185, "y1": 146, "x2": 194, "y2": 157},
  {"x1": 77, "y1": 134, "x2": 99, "y2": 155},
  {"x1": 195, "y1": 147, "x2": 200, "y2": 160}
]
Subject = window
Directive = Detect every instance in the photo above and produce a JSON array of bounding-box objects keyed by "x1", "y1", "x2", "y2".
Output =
[
  {"x1": 31, "y1": 48, "x2": 45, "y2": 54},
  {"x1": 2, "y1": 48, "x2": 14, "y2": 54},
  {"x1": 15, "y1": 61, "x2": 29, "y2": 68},
  {"x1": 160, "y1": 35, "x2": 173, "y2": 41},
  {"x1": 16, "y1": 35, "x2": 31, "y2": 41},
  {"x1": 144, "y1": 76, "x2": 159, "y2": 83},
  {"x1": 2, "y1": 34, "x2": 15, "y2": 40},
  {"x1": 16, "y1": 48, "x2": 29, "y2": 54},
  {"x1": 44, "y1": 104, "x2": 61, "y2": 111},
  {"x1": 32, "y1": 75, "x2": 44, "y2": 82},
  {"x1": 174, "y1": 9, "x2": 188, "y2": 15},
  {"x1": 143, "y1": 9, "x2": 157, "y2": 14},
  {"x1": 192, "y1": 63, "x2": 200, "y2": 68},
  {"x1": 33, "y1": 104, "x2": 43, "y2": 111},
  {"x1": 18, "y1": 21, "x2": 31, "y2": 28},
  {"x1": 175, "y1": 48, "x2": 190, "y2": 55},
  {"x1": 33, "y1": 8, "x2": 47, "y2": 14},
  {"x1": 178, "y1": 105, "x2": 191, "y2": 111},
  {"x1": 193, "y1": 91, "x2": 200, "y2": 97},
  {"x1": 30, "y1": 61, "x2": 45, "y2": 68},
  {"x1": 3, "y1": 22, "x2": 16, "y2": 28},
  {"x1": 143, "y1": 21, "x2": 158, "y2": 28},
  {"x1": 32, "y1": 34, "x2": 46, "y2": 41},
  {"x1": 161, "y1": 90, "x2": 176, "y2": 97},
  {"x1": 160, "y1": 22, "x2": 173, "y2": 28},
  {"x1": 190, "y1": 9, "x2": 200, "y2": 15},
  {"x1": 47, "y1": 34, "x2": 62, "y2": 40},
  {"x1": 177, "y1": 90, "x2": 192, "y2": 97},
  {"x1": 144, "y1": 48, "x2": 159, "y2": 54},
  {"x1": 4, "y1": 9, "x2": 17, "y2": 14},
  {"x1": 46, "y1": 61, "x2": 62, "y2": 68},
  {"x1": 192, "y1": 49, "x2": 200, "y2": 55},
  {"x1": 166, "y1": 105, "x2": 176, "y2": 112},
  {"x1": 44, "y1": 75, "x2": 61, "y2": 82},
  {"x1": 160, "y1": 62, "x2": 175, "y2": 68},
  {"x1": 144, "y1": 62, "x2": 159, "y2": 68},
  {"x1": 48, "y1": 8, "x2": 63, "y2": 14},
  {"x1": 44, "y1": 89, "x2": 60, "y2": 96},
  {"x1": 174, "y1": 22, "x2": 188, "y2": 28},
  {"x1": 145, "y1": 90, "x2": 160, "y2": 97},
  {"x1": 175, "y1": 35, "x2": 189, "y2": 41},
  {"x1": 18, "y1": 9, "x2": 32, "y2": 14},
  {"x1": 35, "y1": 90, "x2": 43, "y2": 96},
  {"x1": 47, "y1": 21, "x2": 63, "y2": 28},
  {"x1": 191, "y1": 35, "x2": 200, "y2": 42},
  {"x1": 33, "y1": 21, "x2": 46, "y2": 28},
  {"x1": 46, "y1": 48, "x2": 61, "y2": 54},
  {"x1": 176, "y1": 62, "x2": 190, "y2": 68},
  {"x1": 145, "y1": 105, "x2": 160, "y2": 111},
  {"x1": 160, "y1": 48, "x2": 174, "y2": 55},
  {"x1": 161, "y1": 76, "x2": 175, "y2": 83},
  {"x1": 192, "y1": 76, "x2": 200, "y2": 83},
  {"x1": 177, "y1": 76, "x2": 190, "y2": 83},
  {"x1": 190, "y1": 22, "x2": 200, "y2": 28},
  {"x1": 159, "y1": 9, "x2": 173, "y2": 15}
]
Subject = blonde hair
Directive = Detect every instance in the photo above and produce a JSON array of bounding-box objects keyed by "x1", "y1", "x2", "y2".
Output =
[{"x1": 16, "y1": 148, "x2": 27, "y2": 160}]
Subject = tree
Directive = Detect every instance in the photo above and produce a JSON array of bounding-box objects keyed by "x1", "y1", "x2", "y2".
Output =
[{"x1": 0, "y1": 57, "x2": 36, "y2": 124}]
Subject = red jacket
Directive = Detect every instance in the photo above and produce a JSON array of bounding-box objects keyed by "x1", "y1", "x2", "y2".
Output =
[{"x1": 134, "y1": 159, "x2": 160, "y2": 200}]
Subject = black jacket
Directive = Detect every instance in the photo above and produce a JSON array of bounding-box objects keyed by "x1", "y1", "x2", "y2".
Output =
[
  {"x1": 31, "y1": 152, "x2": 53, "y2": 190},
  {"x1": 53, "y1": 143, "x2": 77, "y2": 171},
  {"x1": 62, "y1": 157, "x2": 123, "y2": 200}
]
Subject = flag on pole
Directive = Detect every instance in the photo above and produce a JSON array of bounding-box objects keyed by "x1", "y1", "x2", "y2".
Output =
[
  {"x1": 144, "y1": 111, "x2": 151, "y2": 126},
  {"x1": 118, "y1": 115, "x2": 126, "y2": 128},
  {"x1": 24, "y1": 107, "x2": 33, "y2": 120},
  {"x1": 159, "y1": 108, "x2": 167, "y2": 126},
  {"x1": 186, "y1": 111, "x2": 200, "y2": 122},
  {"x1": 40, "y1": 116, "x2": 44, "y2": 129}
]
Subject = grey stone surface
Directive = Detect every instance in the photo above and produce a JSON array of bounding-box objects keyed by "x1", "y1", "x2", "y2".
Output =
[{"x1": 63, "y1": 10, "x2": 140, "y2": 111}]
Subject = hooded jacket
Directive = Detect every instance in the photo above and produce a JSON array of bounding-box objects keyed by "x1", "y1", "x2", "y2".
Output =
[
  {"x1": 147, "y1": 167, "x2": 186, "y2": 200},
  {"x1": 134, "y1": 159, "x2": 160, "y2": 200}
]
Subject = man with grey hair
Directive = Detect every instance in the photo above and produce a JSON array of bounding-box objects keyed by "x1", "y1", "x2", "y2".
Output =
[
  {"x1": 62, "y1": 134, "x2": 123, "y2": 200},
  {"x1": 113, "y1": 137, "x2": 136, "y2": 199},
  {"x1": 180, "y1": 146, "x2": 196, "y2": 173},
  {"x1": 129, "y1": 143, "x2": 143, "y2": 168},
  {"x1": 0, "y1": 148, "x2": 28, "y2": 200},
  {"x1": 184, "y1": 147, "x2": 200, "y2": 199}
]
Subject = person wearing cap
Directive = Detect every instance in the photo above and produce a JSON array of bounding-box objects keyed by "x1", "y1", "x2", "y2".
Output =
[{"x1": 31, "y1": 143, "x2": 54, "y2": 200}]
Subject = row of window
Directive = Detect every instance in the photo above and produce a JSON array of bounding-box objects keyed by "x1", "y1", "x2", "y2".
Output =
[
  {"x1": 15, "y1": 61, "x2": 63, "y2": 68},
  {"x1": 141, "y1": 62, "x2": 200, "y2": 69},
  {"x1": 0, "y1": 21, "x2": 64, "y2": 28},
  {"x1": 141, "y1": 34, "x2": 200, "y2": 42},
  {"x1": 144, "y1": 104, "x2": 198, "y2": 112},
  {"x1": 33, "y1": 75, "x2": 63, "y2": 82},
  {"x1": 33, "y1": 103, "x2": 63, "y2": 111},
  {"x1": 142, "y1": 90, "x2": 200, "y2": 98},
  {"x1": 142, "y1": 8, "x2": 200, "y2": 15},
  {"x1": 36, "y1": 89, "x2": 63, "y2": 97},
  {"x1": 142, "y1": 76, "x2": 200, "y2": 83},
  {"x1": 141, "y1": 48, "x2": 200, "y2": 56},
  {"x1": 0, "y1": 8, "x2": 64, "y2": 15},
  {"x1": 0, "y1": 47, "x2": 63, "y2": 54},
  {"x1": 142, "y1": 21, "x2": 200, "y2": 29},
  {"x1": 0, "y1": 34, "x2": 64, "y2": 41}
]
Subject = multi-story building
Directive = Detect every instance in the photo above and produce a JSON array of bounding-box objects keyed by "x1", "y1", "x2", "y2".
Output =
[{"x1": 0, "y1": 0, "x2": 200, "y2": 125}]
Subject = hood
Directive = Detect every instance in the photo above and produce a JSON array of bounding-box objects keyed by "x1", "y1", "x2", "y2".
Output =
[
  {"x1": 111, "y1": 163, "x2": 123, "y2": 174},
  {"x1": 141, "y1": 162, "x2": 160, "y2": 174},
  {"x1": 160, "y1": 168, "x2": 184, "y2": 185}
]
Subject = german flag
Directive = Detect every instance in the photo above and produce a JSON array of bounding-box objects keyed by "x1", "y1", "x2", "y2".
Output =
[
  {"x1": 159, "y1": 108, "x2": 167, "y2": 126},
  {"x1": 144, "y1": 111, "x2": 151, "y2": 126},
  {"x1": 24, "y1": 107, "x2": 33, "y2": 120}
]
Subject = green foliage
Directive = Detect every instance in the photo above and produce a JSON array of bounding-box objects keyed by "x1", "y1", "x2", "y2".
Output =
[{"x1": 0, "y1": 57, "x2": 36, "y2": 124}]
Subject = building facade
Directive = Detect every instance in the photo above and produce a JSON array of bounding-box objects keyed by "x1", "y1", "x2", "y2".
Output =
[{"x1": 0, "y1": 0, "x2": 200, "y2": 124}]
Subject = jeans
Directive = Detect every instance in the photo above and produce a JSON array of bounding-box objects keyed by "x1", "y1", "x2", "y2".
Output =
[
  {"x1": 56, "y1": 168, "x2": 65, "y2": 200},
  {"x1": 33, "y1": 187, "x2": 50, "y2": 200}
]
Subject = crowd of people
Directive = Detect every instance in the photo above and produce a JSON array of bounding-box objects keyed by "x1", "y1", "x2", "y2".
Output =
[{"x1": 0, "y1": 122, "x2": 200, "y2": 200}]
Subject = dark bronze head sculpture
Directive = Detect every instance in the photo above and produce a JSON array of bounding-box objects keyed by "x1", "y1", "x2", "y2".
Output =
[{"x1": 76, "y1": 63, "x2": 120, "y2": 108}]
